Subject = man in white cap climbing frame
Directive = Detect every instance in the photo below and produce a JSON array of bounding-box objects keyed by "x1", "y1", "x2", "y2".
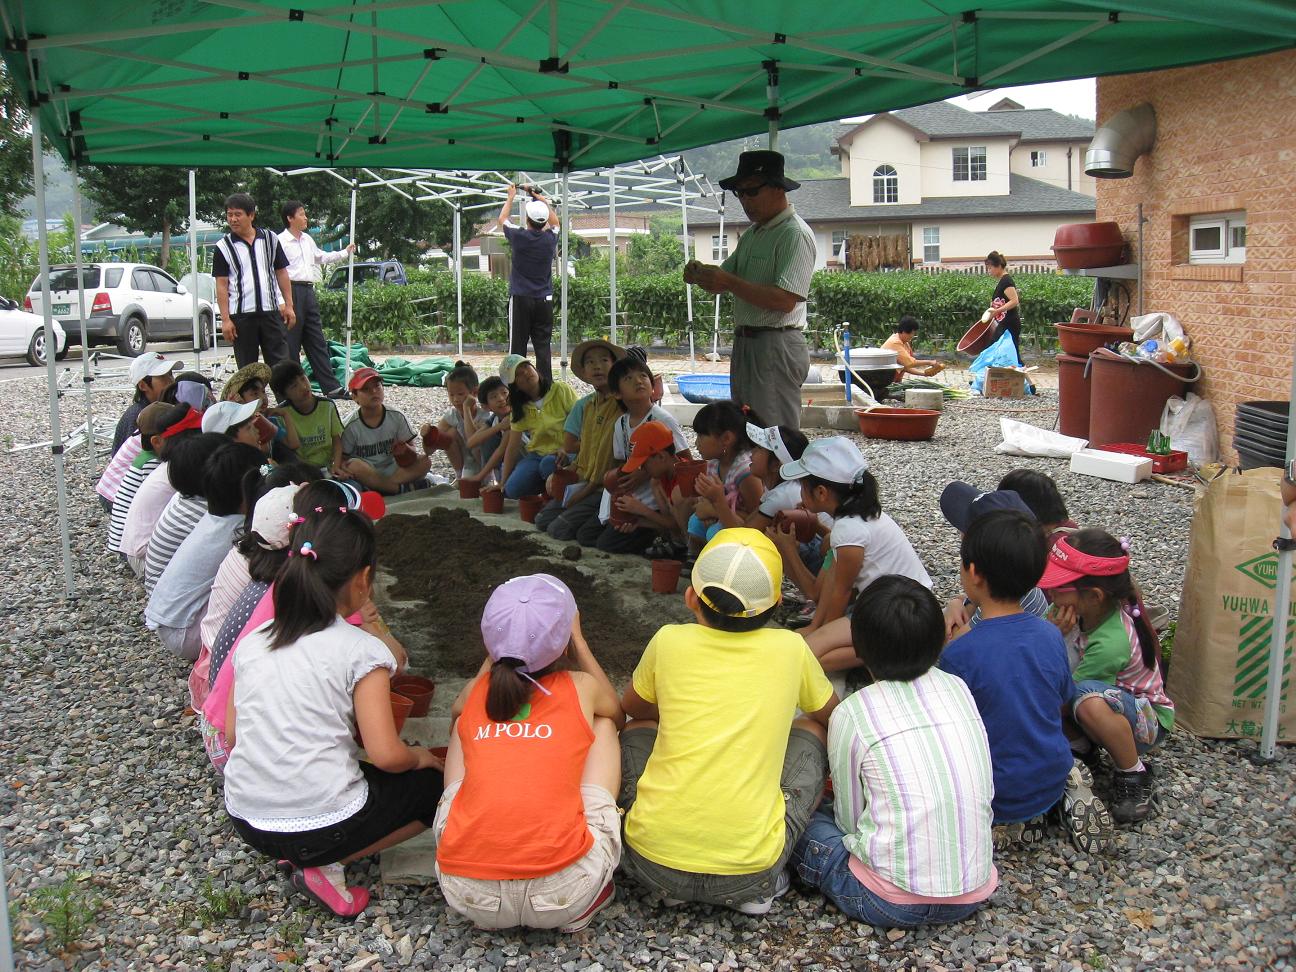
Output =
[{"x1": 496, "y1": 183, "x2": 561, "y2": 382}]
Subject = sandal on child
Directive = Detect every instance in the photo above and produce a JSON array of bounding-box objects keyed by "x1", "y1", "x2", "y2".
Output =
[{"x1": 290, "y1": 866, "x2": 370, "y2": 919}]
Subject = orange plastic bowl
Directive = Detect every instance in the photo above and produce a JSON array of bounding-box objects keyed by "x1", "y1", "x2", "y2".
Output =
[{"x1": 855, "y1": 407, "x2": 941, "y2": 441}]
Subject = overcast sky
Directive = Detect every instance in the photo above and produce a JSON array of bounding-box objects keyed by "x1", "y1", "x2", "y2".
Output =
[{"x1": 846, "y1": 78, "x2": 1097, "y2": 122}]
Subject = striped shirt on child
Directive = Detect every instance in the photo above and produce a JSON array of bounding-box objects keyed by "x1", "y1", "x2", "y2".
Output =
[
  {"x1": 828, "y1": 668, "x2": 997, "y2": 901},
  {"x1": 144, "y1": 495, "x2": 207, "y2": 592}
]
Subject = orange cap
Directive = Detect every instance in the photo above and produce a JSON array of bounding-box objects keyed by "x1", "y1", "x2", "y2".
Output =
[{"x1": 623, "y1": 420, "x2": 674, "y2": 472}]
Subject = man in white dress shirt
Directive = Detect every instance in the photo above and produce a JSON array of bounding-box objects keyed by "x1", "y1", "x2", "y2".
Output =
[{"x1": 278, "y1": 200, "x2": 356, "y2": 400}]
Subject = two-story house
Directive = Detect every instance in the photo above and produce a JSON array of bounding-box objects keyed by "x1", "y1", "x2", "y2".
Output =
[{"x1": 692, "y1": 100, "x2": 1097, "y2": 271}]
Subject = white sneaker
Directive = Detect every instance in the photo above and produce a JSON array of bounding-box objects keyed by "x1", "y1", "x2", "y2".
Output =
[
  {"x1": 732, "y1": 869, "x2": 790, "y2": 916},
  {"x1": 1061, "y1": 760, "x2": 1115, "y2": 854}
]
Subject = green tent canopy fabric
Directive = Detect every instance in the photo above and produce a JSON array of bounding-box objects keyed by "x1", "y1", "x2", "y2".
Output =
[
  {"x1": 303, "y1": 341, "x2": 456, "y2": 389},
  {"x1": 5, "y1": 1, "x2": 1293, "y2": 172}
]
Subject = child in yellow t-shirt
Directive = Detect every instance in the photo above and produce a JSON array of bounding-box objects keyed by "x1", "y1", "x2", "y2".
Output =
[
  {"x1": 618, "y1": 529, "x2": 838, "y2": 914},
  {"x1": 497, "y1": 353, "x2": 577, "y2": 499}
]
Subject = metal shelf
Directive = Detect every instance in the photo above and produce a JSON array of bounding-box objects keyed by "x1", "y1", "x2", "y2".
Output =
[{"x1": 1062, "y1": 264, "x2": 1140, "y2": 281}]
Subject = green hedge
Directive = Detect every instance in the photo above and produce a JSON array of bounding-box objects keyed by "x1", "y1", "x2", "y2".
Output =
[{"x1": 317, "y1": 270, "x2": 1093, "y2": 352}]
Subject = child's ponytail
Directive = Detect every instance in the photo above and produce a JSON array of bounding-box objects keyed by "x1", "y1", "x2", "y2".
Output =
[
  {"x1": 694, "y1": 400, "x2": 761, "y2": 451},
  {"x1": 486, "y1": 659, "x2": 531, "y2": 722},
  {"x1": 270, "y1": 509, "x2": 377, "y2": 651}
]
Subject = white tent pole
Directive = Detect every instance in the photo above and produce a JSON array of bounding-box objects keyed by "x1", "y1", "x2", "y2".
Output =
[
  {"x1": 680, "y1": 165, "x2": 694, "y2": 368},
  {"x1": 31, "y1": 109, "x2": 76, "y2": 598},
  {"x1": 1259, "y1": 354, "x2": 1296, "y2": 759},
  {"x1": 344, "y1": 179, "x2": 357, "y2": 384},
  {"x1": 188, "y1": 169, "x2": 201, "y2": 370},
  {"x1": 70, "y1": 158, "x2": 95, "y2": 459},
  {"x1": 713, "y1": 191, "x2": 725, "y2": 360},
  {"x1": 608, "y1": 168, "x2": 617, "y2": 343},
  {"x1": 453, "y1": 204, "x2": 463, "y2": 357},
  {"x1": 559, "y1": 167, "x2": 570, "y2": 379}
]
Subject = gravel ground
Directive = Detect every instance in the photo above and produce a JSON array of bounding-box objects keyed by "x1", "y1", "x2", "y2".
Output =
[{"x1": 2, "y1": 361, "x2": 1294, "y2": 971}]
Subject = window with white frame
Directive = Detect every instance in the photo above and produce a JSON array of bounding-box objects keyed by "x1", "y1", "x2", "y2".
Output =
[
  {"x1": 872, "y1": 164, "x2": 898, "y2": 203},
  {"x1": 1030, "y1": 150, "x2": 1048, "y2": 167},
  {"x1": 953, "y1": 146, "x2": 987, "y2": 182},
  {"x1": 922, "y1": 226, "x2": 940, "y2": 264},
  {"x1": 1189, "y1": 212, "x2": 1246, "y2": 264},
  {"x1": 711, "y1": 233, "x2": 730, "y2": 262},
  {"x1": 831, "y1": 230, "x2": 848, "y2": 259}
]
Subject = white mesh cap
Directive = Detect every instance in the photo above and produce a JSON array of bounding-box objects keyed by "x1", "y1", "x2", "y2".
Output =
[{"x1": 690, "y1": 528, "x2": 783, "y2": 618}]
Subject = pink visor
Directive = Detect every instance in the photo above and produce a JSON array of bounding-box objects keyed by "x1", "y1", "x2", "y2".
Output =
[{"x1": 1037, "y1": 537, "x2": 1130, "y2": 590}]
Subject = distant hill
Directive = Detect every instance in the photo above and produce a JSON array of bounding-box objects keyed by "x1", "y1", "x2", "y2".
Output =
[
  {"x1": 681, "y1": 120, "x2": 843, "y2": 185},
  {"x1": 20, "y1": 152, "x2": 83, "y2": 222}
]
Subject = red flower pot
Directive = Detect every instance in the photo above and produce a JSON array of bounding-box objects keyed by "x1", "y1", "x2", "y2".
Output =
[
  {"x1": 775, "y1": 508, "x2": 818, "y2": 544},
  {"x1": 482, "y1": 489, "x2": 504, "y2": 514},
  {"x1": 518, "y1": 494, "x2": 546, "y2": 523},
  {"x1": 651, "y1": 559, "x2": 683, "y2": 594},
  {"x1": 458, "y1": 479, "x2": 481, "y2": 499},
  {"x1": 674, "y1": 458, "x2": 709, "y2": 498},
  {"x1": 391, "y1": 675, "x2": 436, "y2": 717}
]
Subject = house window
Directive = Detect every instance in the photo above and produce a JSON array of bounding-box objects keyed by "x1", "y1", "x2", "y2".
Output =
[
  {"x1": 922, "y1": 226, "x2": 940, "y2": 264},
  {"x1": 1030, "y1": 150, "x2": 1048, "y2": 167},
  {"x1": 711, "y1": 234, "x2": 729, "y2": 262},
  {"x1": 872, "y1": 164, "x2": 898, "y2": 203},
  {"x1": 953, "y1": 146, "x2": 987, "y2": 182},
  {"x1": 1189, "y1": 212, "x2": 1246, "y2": 264},
  {"x1": 831, "y1": 230, "x2": 848, "y2": 259}
]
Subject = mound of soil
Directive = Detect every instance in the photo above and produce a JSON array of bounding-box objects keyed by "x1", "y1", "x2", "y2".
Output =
[{"x1": 376, "y1": 507, "x2": 664, "y2": 679}]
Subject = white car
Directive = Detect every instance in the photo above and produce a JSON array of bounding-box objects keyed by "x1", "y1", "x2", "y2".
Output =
[
  {"x1": 0, "y1": 295, "x2": 67, "y2": 367},
  {"x1": 25, "y1": 262, "x2": 216, "y2": 357}
]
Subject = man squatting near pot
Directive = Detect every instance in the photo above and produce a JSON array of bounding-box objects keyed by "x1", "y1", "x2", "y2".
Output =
[{"x1": 684, "y1": 151, "x2": 816, "y2": 431}]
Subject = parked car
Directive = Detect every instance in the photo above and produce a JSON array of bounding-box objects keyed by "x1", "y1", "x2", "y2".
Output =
[
  {"x1": 25, "y1": 263, "x2": 216, "y2": 357},
  {"x1": 325, "y1": 260, "x2": 407, "y2": 290},
  {"x1": 0, "y1": 295, "x2": 68, "y2": 366}
]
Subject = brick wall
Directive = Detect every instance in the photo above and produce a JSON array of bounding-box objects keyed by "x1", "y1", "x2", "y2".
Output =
[{"x1": 1096, "y1": 50, "x2": 1296, "y2": 460}]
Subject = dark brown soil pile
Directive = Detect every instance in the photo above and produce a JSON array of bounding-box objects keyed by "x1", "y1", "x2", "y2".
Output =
[{"x1": 376, "y1": 507, "x2": 661, "y2": 678}]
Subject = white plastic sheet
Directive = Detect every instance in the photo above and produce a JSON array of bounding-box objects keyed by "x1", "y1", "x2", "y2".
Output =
[{"x1": 994, "y1": 417, "x2": 1089, "y2": 458}]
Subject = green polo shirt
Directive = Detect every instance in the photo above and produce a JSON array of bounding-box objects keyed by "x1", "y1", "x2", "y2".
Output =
[{"x1": 720, "y1": 204, "x2": 817, "y2": 331}]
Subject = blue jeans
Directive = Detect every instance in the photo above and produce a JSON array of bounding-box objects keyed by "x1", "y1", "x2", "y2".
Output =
[
  {"x1": 791, "y1": 807, "x2": 987, "y2": 929},
  {"x1": 1073, "y1": 679, "x2": 1165, "y2": 754},
  {"x1": 504, "y1": 451, "x2": 558, "y2": 499}
]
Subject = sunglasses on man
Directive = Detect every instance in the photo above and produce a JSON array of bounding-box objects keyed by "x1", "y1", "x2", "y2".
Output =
[{"x1": 731, "y1": 183, "x2": 769, "y2": 198}]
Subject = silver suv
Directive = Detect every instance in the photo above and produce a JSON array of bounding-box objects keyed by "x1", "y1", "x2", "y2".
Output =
[{"x1": 25, "y1": 262, "x2": 216, "y2": 357}]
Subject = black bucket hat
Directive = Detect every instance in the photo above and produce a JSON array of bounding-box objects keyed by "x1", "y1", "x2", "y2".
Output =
[{"x1": 718, "y1": 150, "x2": 800, "y2": 191}]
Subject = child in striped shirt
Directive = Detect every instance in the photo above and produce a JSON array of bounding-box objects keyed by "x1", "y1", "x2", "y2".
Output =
[{"x1": 791, "y1": 574, "x2": 996, "y2": 928}]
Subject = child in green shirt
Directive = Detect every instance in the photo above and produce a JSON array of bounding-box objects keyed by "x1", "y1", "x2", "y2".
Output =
[{"x1": 270, "y1": 360, "x2": 344, "y2": 472}]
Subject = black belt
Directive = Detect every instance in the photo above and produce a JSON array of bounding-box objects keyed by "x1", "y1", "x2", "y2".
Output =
[
  {"x1": 734, "y1": 325, "x2": 800, "y2": 338},
  {"x1": 289, "y1": 280, "x2": 315, "y2": 287}
]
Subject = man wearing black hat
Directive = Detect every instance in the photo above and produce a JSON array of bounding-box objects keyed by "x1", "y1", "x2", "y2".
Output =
[{"x1": 684, "y1": 150, "x2": 815, "y2": 429}]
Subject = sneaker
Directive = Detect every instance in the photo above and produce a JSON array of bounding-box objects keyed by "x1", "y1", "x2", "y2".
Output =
[
  {"x1": 992, "y1": 815, "x2": 1047, "y2": 850},
  {"x1": 1110, "y1": 766, "x2": 1155, "y2": 824},
  {"x1": 559, "y1": 881, "x2": 615, "y2": 933},
  {"x1": 644, "y1": 539, "x2": 686, "y2": 560},
  {"x1": 785, "y1": 601, "x2": 818, "y2": 630},
  {"x1": 732, "y1": 869, "x2": 790, "y2": 916},
  {"x1": 290, "y1": 866, "x2": 370, "y2": 919},
  {"x1": 325, "y1": 388, "x2": 351, "y2": 401},
  {"x1": 1061, "y1": 761, "x2": 1115, "y2": 854}
]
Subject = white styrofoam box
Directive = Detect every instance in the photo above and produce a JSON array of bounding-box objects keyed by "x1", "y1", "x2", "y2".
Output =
[{"x1": 1069, "y1": 448, "x2": 1154, "y2": 484}]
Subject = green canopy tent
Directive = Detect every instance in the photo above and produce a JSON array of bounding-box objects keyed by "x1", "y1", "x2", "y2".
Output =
[{"x1": 4, "y1": 1, "x2": 1296, "y2": 763}]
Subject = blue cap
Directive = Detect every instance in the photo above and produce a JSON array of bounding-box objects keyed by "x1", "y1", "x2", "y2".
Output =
[{"x1": 939, "y1": 481, "x2": 1035, "y2": 533}]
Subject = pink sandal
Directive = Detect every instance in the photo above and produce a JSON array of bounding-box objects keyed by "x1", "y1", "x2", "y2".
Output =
[{"x1": 290, "y1": 867, "x2": 370, "y2": 918}]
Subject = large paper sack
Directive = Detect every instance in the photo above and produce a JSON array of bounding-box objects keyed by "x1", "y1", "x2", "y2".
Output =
[{"x1": 1168, "y1": 468, "x2": 1294, "y2": 742}]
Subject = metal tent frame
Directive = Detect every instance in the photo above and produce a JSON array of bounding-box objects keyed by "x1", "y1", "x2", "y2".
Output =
[{"x1": 271, "y1": 156, "x2": 723, "y2": 377}]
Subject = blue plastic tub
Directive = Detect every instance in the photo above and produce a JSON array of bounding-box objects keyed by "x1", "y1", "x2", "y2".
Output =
[{"x1": 675, "y1": 373, "x2": 732, "y2": 404}]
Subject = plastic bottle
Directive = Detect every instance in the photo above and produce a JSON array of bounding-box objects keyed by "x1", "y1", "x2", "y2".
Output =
[{"x1": 1166, "y1": 336, "x2": 1191, "y2": 362}]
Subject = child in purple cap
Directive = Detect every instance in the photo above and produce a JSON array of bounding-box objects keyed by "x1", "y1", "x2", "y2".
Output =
[{"x1": 435, "y1": 574, "x2": 625, "y2": 933}]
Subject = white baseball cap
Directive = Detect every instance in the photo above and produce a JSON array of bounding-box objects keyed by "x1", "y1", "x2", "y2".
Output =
[
  {"x1": 250, "y1": 483, "x2": 304, "y2": 550},
  {"x1": 746, "y1": 423, "x2": 793, "y2": 466},
  {"x1": 201, "y1": 399, "x2": 259, "y2": 435},
  {"x1": 129, "y1": 351, "x2": 180, "y2": 386},
  {"x1": 780, "y1": 436, "x2": 869, "y2": 485},
  {"x1": 525, "y1": 199, "x2": 550, "y2": 224}
]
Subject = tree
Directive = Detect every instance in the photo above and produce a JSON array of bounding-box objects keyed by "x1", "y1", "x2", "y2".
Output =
[
  {"x1": 0, "y1": 61, "x2": 33, "y2": 216},
  {"x1": 627, "y1": 232, "x2": 684, "y2": 275},
  {"x1": 79, "y1": 165, "x2": 241, "y2": 267}
]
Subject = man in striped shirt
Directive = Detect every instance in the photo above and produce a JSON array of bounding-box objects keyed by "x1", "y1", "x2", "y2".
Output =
[
  {"x1": 213, "y1": 193, "x2": 296, "y2": 369},
  {"x1": 685, "y1": 151, "x2": 815, "y2": 430}
]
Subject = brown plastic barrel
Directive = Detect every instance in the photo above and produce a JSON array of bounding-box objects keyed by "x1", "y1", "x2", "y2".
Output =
[
  {"x1": 1056, "y1": 353, "x2": 1093, "y2": 439},
  {"x1": 1087, "y1": 354, "x2": 1193, "y2": 447}
]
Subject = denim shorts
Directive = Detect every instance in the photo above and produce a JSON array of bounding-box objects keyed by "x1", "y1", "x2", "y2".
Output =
[
  {"x1": 617, "y1": 726, "x2": 826, "y2": 906},
  {"x1": 686, "y1": 513, "x2": 723, "y2": 543},
  {"x1": 791, "y1": 805, "x2": 988, "y2": 929},
  {"x1": 1073, "y1": 679, "x2": 1165, "y2": 753}
]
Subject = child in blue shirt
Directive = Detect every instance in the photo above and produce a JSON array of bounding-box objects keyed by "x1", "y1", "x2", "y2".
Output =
[{"x1": 938, "y1": 510, "x2": 1110, "y2": 853}]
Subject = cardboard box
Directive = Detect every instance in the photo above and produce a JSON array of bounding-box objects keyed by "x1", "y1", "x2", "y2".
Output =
[
  {"x1": 1069, "y1": 447, "x2": 1153, "y2": 483},
  {"x1": 983, "y1": 367, "x2": 1027, "y2": 398}
]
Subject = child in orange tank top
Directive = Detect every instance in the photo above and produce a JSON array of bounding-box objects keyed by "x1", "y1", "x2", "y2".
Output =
[{"x1": 434, "y1": 574, "x2": 625, "y2": 933}]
